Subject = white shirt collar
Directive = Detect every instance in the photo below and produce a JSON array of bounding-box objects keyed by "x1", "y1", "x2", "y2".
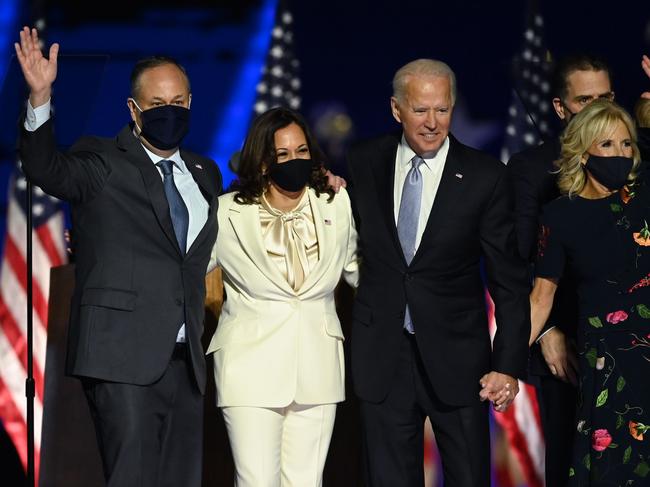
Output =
[
  {"x1": 140, "y1": 141, "x2": 186, "y2": 174},
  {"x1": 398, "y1": 134, "x2": 450, "y2": 169}
]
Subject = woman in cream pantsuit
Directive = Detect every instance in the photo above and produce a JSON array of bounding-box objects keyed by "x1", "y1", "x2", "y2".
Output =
[{"x1": 207, "y1": 107, "x2": 359, "y2": 487}]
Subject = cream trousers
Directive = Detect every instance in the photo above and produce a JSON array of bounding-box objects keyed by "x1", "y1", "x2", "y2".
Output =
[{"x1": 221, "y1": 402, "x2": 337, "y2": 487}]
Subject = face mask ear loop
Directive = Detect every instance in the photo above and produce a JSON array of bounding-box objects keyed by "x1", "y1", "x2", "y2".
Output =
[
  {"x1": 129, "y1": 97, "x2": 143, "y2": 112},
  {"x1": 128, "y1": 98, "x2": 144, "y2": 136}
]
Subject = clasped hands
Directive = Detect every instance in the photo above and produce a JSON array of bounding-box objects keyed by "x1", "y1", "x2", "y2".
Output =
[{"x1": 479, "y1": 371, "x2": 519, "y2": 412}]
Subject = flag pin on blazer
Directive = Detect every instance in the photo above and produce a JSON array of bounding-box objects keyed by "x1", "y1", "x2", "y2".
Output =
[
  {"x1": 455, "y1": 173, "x2": 463, "y2": 179},
  {"x1": 324, "y1": 219, "x2": 332, "y2": 225}
]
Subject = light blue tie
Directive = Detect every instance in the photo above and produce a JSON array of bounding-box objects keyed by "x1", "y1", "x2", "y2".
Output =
[
  {"x1": 158, "y1": 159, "x2": 189, "y2": 255},
  {"x1": 397, "y1": 155, "x2": 424, "y2": 333}
]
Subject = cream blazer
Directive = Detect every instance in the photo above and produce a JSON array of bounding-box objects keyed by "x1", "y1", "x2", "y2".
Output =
[{"x1": 206, "y1": 187, "x2": 359, "y2": 407}]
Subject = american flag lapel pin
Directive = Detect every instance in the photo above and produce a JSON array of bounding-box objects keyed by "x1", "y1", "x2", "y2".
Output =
[{"x1": 324, "y1": 219, "x2": 332, "y2": 225}]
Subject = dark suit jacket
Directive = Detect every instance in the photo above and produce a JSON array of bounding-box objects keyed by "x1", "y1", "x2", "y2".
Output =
[
  {"x1": 639, "y1": 127, "x2": 650, "y2": 164},
  {"x1": 347, "y1": 132, "x2": 530, "y2": 406},
  {"x1": 19, "y1": 120, "x2": 222, "y2": 394},
  {"x1": 507, "y1": 139, "x2": 579, "y2": 376},
  {"x1": 507, "y1": 138, "x2": 561, "y2": 263}
]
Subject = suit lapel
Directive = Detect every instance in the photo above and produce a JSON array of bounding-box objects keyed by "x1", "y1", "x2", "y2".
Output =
[
  {"x1": 369, "y1": 135, "x2": 405, "y2": 263},
  {"x1": 297, "y1": 189, "x2": 336, "y2": 295},
  {"x1": 228, "y1": 202, "x2": 297, "y2": 295},
  {"x1": 182, "y1": 152, "x2": 216, "y2": 202},
  {"x1": 183, "y1": 153, "x2": 218, "y2": 257},
  {"x1": 411, "y1": 135, "x2": 465, "y2": 266},
  {"x1": 117, "y1": 126, "x2": 181, "y2": 255}
]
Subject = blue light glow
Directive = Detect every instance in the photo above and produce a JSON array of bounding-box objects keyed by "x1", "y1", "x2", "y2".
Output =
[
  {"x1": 0, "y1": 0, "x2": 19, "y2": 88},
  {"x1": 208, "y1": 0, "x2": 278, "y2": 190}
]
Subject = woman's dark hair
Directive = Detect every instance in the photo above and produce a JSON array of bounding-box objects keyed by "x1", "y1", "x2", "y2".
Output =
[{"x1": 230, "y1": 107, "x2": 334, "y2": 204}]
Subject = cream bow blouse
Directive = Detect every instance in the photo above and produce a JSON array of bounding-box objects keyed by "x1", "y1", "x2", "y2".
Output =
[{"x1": 259, "y1": 191, "x2": 319, "y2": 290}]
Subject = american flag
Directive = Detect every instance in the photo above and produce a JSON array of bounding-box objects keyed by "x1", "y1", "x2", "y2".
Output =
[
  {"x1": 500, "y1": 0, "x2": 554, "y2": 163},
  {"x1": 487, "y1": 290, "x2": 545, "y2": 487},
  {"x1": 0, "y1": 163, "x2": 66, "y2": 482},
  {"x1": 229, "y1": 0, "x2": 301, "y2": 175},
  {"x1": 252, "y1": 0, "x2": 301, "y2": 117}
]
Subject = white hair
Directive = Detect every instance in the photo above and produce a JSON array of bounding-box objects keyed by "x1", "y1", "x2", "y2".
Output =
[{"x1": 392, "y1": 59, "x2": 457, "y2": 105}]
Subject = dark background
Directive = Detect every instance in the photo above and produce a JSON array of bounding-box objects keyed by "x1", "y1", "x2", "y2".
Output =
[
  {"x1": 4, "y1": 0, "x2": 650, "y2": 179},
  {"x1": 1, "y1": 0, "x2": 649, "y2": 485}
]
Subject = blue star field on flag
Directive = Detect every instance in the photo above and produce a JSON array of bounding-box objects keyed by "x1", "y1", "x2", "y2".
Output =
[
  {"x1": 501, "y1": 4, "x2": 554, "y2": 162},
  {"x1": 252, "y1": 1, "x2": 301, "y2": 117}
]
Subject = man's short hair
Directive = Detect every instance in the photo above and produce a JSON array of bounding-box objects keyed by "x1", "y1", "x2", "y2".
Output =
[
  {"x1": 392, "y1": 59, "x2": 457, "y2": 105},
  {"x1": 551, "y1": 52, "x2": 611, "y2": 101},
  {"x1": 130, "y1": 56, "x2": 191, "y2": 100}
]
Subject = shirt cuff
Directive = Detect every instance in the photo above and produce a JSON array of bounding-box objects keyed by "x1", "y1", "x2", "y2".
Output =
[
  {"x1": 24, "y1": 99, "x2": 51, "y2": 132},
  {"x1": 535, "y1": 325, "x2": 556, "y2": 344}
]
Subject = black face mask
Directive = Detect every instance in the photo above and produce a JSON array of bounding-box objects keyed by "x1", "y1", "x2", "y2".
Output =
[
  {"x1": 584, "y1": 154, "x2": 634, "y2": 191},
  {"x1": 268, "y1": 158, "x2": 313, "y2": 192},
  {"x1": 136, "y1": 104, "x2": 190, "y2": 151}
]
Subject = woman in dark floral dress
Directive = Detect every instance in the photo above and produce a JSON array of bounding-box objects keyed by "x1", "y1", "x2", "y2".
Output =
[{"x1": 530, "y1": 99, "x2": 650, "y2": 486}]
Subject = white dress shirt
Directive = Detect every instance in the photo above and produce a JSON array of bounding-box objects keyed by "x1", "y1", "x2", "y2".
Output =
[
  {"x1": 393, "y1": 135, "x2": 450, "y2": 251},
  {"x1": 25, "y1": 100, "x2": 209, "y2": 342}
]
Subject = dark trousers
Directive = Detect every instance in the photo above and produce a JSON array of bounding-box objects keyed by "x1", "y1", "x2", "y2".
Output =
[
  {"x1": 82, "y1": 344, "x2": 203, "y2": 487},
  {"x1": 359, "y1": 332, "x2": 490, "y2": 487},
  {"x1": 536, "y1": 374, "x2": 578, "y2": 487}
]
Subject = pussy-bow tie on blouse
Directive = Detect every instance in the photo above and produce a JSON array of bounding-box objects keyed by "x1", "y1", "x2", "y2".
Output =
[{"x1": 260, "y1": 193, "x2": 318, "y2": 290}]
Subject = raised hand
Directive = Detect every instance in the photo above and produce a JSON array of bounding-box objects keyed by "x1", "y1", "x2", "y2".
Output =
[{"x1": 14, "y1": 26, "x2": 59, "y2": 107}]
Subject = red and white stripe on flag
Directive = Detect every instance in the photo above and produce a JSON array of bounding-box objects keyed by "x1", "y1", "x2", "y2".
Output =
[
  {"x1": 485, "y1": 288, "x2": 545, "y2": 487},
  {"x1": 0, "y1": 168, "x2": 66, "y2": 482}
]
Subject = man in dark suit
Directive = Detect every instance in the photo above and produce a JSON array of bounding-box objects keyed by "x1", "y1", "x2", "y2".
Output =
[
  {"x1": 507, "y1": 53, "x2": 615, "y2": 487},
  {"x1": 15, "y1": 27, "x2": 221, "y2": 486},
  {"x1": 510, "y1": 52, "x2": 615, "y2": 262},
  {"x1": 346, "y1": 58, "x2": 530, "y2": 487}
]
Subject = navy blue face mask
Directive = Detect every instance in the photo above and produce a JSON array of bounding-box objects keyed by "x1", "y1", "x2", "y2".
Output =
[
  {"x1": 584, "y1": 154, "x2": 634, "y2": 191},
  {"x1": 268, "y1": 158, "x2": 313, "y2": 192},
  {"x1": 132, "y1": 100, "x2": 190, "y2": 151}
]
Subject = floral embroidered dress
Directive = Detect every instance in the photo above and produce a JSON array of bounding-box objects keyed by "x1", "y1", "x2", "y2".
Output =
[{"x1": 537, "y1": 187, "x2": 650, "y2": 486}]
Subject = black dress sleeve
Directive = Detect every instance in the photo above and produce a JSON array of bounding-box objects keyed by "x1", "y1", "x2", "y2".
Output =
[{"x1": 507, "y1": 152, "x2": 542, "y2": 262}]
